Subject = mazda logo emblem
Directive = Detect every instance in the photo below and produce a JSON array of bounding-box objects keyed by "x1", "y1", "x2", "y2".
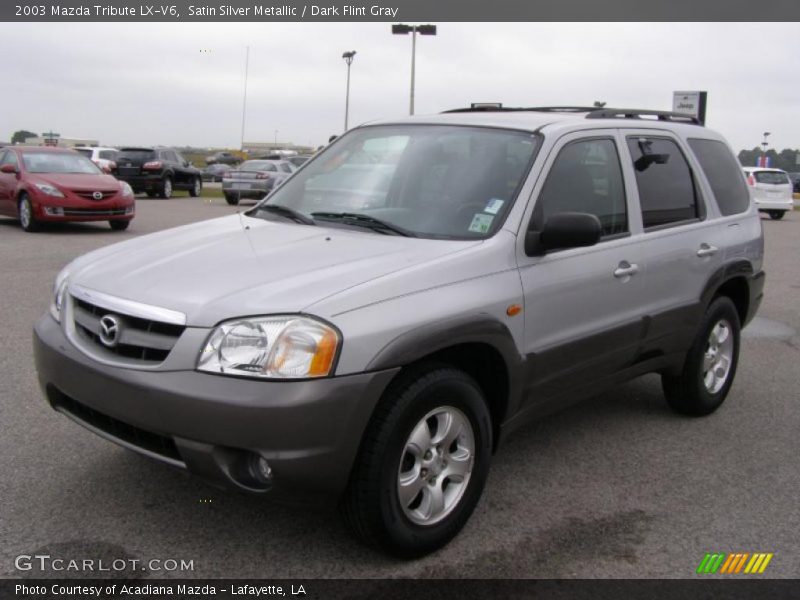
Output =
[
  {"x1": 92, "y1": 191, "x2": 103, "y2": 200},
  {"x1": 99, "y1": 315, "x2": 121, "y2": 348}
]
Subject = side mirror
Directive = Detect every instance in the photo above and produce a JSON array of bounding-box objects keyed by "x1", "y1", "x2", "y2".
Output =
[
  {"x1": 525, "y1": 212, "x2": 602, "y2": 255},
  {"x1": 0, "y1": 163, "x2": 17, "y2": 174}
]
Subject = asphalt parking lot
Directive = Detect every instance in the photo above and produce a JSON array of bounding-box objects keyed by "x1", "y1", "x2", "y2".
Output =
[{"x1": 1, "y1": 197, "x2": 798, "y2": 579}]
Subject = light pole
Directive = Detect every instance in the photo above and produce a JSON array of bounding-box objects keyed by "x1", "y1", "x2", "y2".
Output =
[
  {"x1": 342, "y1": 50, "x2": 356, "y2": 131},
  {"x1": 761, "y1": 131, "x2": 771, "y2": 167},
  {"x1": 240, "y1": 45, "x2": 249, "y2": 151},
  {"x1": 392, "y1": 24, "x2": 437, "y2": 115}
]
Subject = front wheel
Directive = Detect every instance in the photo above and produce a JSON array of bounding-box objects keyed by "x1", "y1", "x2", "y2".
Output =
[
  {"x1": 19, "y1": 194, "x2": 40, "y2": 232},
  {"x1": 189, "y1": 177, "x2": 202, "y2": 197},
  {"x1": 109, "y1": 220, "x2": 130, "y2": 231},
  {"x1": 662, "y1": 296, "x2": 741, "y2": 416},
  {"x1": 768, "y1": 210, "x2": 786, "y2": 220},
  {"x1": 341, "y1": 365, "x2": 492, "y2": 558}
]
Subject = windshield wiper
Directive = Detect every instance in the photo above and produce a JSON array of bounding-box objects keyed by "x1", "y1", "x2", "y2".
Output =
[
  {"x1": 311, "y1": 212, "x2": 417, "y2": 237},
  {"x1": 249, "y1": 204, "x2": 316, "y2": 225}
]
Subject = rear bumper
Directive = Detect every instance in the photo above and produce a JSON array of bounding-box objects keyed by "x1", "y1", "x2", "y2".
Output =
[
  {"x1": 116, "y1": 174, "x2": 165, "y2": 190},
  {"x1": 33, "y1": 314, "x2": 398, "y2": 504},
  {"x1": 222, "y1": 181, "x2": 273, "y2": 199},
  {"x1": 755, "y1": 198, "x2": 793, "y2": 211}
]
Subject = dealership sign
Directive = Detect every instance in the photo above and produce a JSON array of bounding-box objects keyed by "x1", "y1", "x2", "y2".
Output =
[{"x1": 672, "y1": 91, "x2": 707, "y2": 124}]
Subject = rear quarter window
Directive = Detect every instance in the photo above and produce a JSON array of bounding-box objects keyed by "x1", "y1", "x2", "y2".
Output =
[{"x1": 688, "y1": 138, "x2": 751, "y2": 216}]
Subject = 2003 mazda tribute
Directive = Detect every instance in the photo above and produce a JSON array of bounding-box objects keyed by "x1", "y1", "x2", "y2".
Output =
[{"x1": 34, "y1": 106, "x2": 764, "y2": 556}]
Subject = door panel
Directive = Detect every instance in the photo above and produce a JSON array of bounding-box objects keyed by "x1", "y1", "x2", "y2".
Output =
[{"x1": 517, "y1": 132, "x2": 648, "y2": 408}]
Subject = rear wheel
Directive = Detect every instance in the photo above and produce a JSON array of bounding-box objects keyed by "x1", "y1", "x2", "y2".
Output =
[
  {"x1": 341, "y1": 365, "x2": 492, "y2": 558},
  {"x1": 768, "y1": 210, "x2": 786, "y2": 220},
  {"x1": 189, "y1": 177, "x2": 202, "y2": 197},
  {"x1": 18, "y1": 194, "x2": 40, "y2": 232},
  {"x1": 662, "y1": 296, "x2": 741, "y2": 416},
  {"x1": 224, "y1": 193, "x2": 239, "y2": 206},
  {"x1": 109, "y1": 220, "x2": 130, "y2": 231},
  {"x1": 159, "y1": 176, "x2": 173, "y2": 199}
]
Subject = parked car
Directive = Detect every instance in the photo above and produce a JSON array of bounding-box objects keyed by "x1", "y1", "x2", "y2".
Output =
[
  {"x1": 742, "y1": 167, "x2": 794, "y2": 220},
  {"x1": 112, "y1": 147, "x2": 202, "y2": 199},
  {"x1": 34, "y1": 106, "x2": 763, "y2": 557},
  {"x1": 202, "y1": 163, "x2": 232, "y2": 182},
  {"x1": 222, "y1": 159, "x2": 295, "y2": 205},
  {"x1": 787, "y1": 172, "x2": 800, "y2": 194},
  {"x1": 206, "y1": 151, "x2": 241, "y2": 166},
  {"x1": 0, "y1": 146, "x2": 134, "y2": 232},
  {"x1": 73, "y1": 146, "x2": 119, "y2": 173}
]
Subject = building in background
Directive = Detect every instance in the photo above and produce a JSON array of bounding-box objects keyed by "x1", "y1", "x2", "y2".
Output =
[
  {"x1": 242, "y1": 141, "x2": 314, "y2": 156},
  {"x1": 24, "y1": 134, "x2": 100, "y2": 148}
]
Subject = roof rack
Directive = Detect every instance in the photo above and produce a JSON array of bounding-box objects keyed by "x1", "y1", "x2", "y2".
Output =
[{"x1": 441, "y1": 105, "x2": 702, "y2": 125}]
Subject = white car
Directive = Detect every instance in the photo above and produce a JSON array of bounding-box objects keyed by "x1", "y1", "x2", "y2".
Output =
[
  {"x1": 743, "y1": 167, "x2": 794, "y2": 220},
  {"x1": 73, "y1": 146, "x2": 119, "y2": 172}
]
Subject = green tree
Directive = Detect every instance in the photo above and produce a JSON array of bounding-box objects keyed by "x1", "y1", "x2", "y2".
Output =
[
  {"x1": 10, "y1": 130, "x2": 36, "y2": 145},
  {"x1": 738, "y1": 147, "x2": 800, "y2": 172}
]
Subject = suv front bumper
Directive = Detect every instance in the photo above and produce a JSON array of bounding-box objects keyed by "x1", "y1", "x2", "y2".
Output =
[{"x1": 33, "y1": 314, "x2": 398, "y2": 504}]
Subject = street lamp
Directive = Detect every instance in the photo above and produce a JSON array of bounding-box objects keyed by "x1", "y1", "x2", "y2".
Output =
[
  {"x1": 342, "y1": 50, "x2": 356, "y2": 131},
  {"x1": 392, "y1": 24, "x2": 437, "y2": 115},
  {"x1": 761, "y1": 132, "x2": 771, "y2": 167},
  {"x1": 240, "y1": 46, "x2": 249, "y2": 150}
]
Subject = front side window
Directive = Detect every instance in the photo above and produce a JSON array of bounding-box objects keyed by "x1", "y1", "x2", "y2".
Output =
[
  {"x1": 687, "y1": 138, "x2": 750, "y2": 216},
  {"x1": 0, "y1": 150, "x2": 19, "y2": 168},
  {"x1": 533, "y1": 138, "x2": 628, "y2": 237},
  {"x1": 627, "y1": 137, "x2": 699, "y2": 229},
  {"x1": 252, "y1": 125, "x2": 541, "y2": 239},
  {"x1": 22, "y1": 152, "x2": 101, "y2": 174}
]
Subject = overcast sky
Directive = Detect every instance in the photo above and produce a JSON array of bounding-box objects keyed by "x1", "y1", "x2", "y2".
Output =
[{"x1": 1, "y1": 22, "x2": 798, "y2": 151}]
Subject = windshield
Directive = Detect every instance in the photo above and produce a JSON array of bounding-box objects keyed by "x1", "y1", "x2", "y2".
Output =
[
  {"x1": 73, "y1": 148, "x2": 92, "y2": 158},
  {"x1": 253, "y1": 125, "x2": 540, "y2": 239},
  {"x1": 754, "y1": 171, "x2": 789, "y2": 185},
  {"x1": 22, "y1": 152, "x2": 102, "y2": 174}
]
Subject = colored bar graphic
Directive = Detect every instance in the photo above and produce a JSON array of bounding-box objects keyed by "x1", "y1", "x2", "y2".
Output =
[{"x1": 698, "y1": 552, "x2": 773, "y2": 574}]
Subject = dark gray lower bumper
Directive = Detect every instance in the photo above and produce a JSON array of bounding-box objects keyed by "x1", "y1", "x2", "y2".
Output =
[{"x1": 33, "y1": 315, "x2": 398, "y2": 504}]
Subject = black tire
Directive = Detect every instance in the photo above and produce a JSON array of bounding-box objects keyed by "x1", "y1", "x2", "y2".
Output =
[
  {"x1": 145, "y1": 191, "x2": 158, "y2": 198},
  {"x1": 159, "y1": 176, "x2": 173, "y2": 199},
  {"x1": 18, "y1": 194, "x2": 40, "y2": 232},
  {"x1": 341, "y1": 365, "x2": 492, "y2": 558},
  {"x1": 768, "y1": 210, "x2": 786, "y2": 220},
  {"x1": 189, "y1": 177, "x2": 202, "y2": 197},
  {"x1": 109, "y1": 220, "x2": 130, "y2": 231},
  {"x1": 662, "y1": 296, "x2": 741, "y2": 416},
  {"x1": 224, "y1": 193, "x2": 239, "y2": 206}
]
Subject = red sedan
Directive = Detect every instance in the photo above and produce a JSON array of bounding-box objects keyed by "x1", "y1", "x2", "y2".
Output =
[{"x1": 0, "y1": 146, "x2": 135, "y2": 232}]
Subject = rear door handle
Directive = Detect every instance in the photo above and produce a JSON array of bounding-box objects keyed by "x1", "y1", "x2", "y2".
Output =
[
  {"x1": 613, "y1": 261, "x2": 639, "y2": 279},
  {"x1": 696, "y1": 243, "x2": 719, "y2": 257}
]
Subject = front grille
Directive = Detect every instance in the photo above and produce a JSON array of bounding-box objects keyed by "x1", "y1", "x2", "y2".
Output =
[
  {"x1": 51, "y1": 390, "x2": 183, "y2": 464},
  {"x1": 63, "y1": 208, "x2": 129, "y2": 216},
  {"x1": 72, "y1": 296, "x2": 185, "y2": 364},
  {"x1": 73, "y1": 190, "x2": 117, "y2": 201}
]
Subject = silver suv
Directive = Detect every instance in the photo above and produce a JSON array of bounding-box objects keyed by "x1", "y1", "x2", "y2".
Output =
[{"x1": 34, "y1": 106, "x2": 764, "y2": 557}]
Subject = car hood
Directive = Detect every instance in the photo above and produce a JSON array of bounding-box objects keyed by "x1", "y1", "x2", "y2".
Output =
[
  {"x1": 31, "y1": 173, "x2": 121, "y2": 190},
  {"x1": 67, "y1": 214, "x2": 480, "y2": 327}
]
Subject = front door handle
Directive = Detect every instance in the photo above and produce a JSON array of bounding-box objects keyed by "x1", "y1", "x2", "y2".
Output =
[
  {"x1": 613, "y1": 261, "x2": 639, "y2": 279},
  {"x1": 697, "y1": 243, "x2": 719, "y2": 257}
]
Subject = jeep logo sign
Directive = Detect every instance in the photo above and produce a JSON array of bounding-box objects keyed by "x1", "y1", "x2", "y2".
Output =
[{"x1": 672, "y1": 90, "x2": 707, "y2": 124}]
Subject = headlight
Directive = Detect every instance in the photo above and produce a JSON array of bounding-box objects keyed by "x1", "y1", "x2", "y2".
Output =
[
  {"x1": 50, "y1": 273, "x2": 70, "y2": 322},
  {"x1": 120, "y1": 182, "x2": 134, "y2": 198},
  {"x1": 197, "y1": 316, "x2": 340, "y2": 379},
  {"x1": 34, "y1": 183, "x2": 65, "y2": 198}
]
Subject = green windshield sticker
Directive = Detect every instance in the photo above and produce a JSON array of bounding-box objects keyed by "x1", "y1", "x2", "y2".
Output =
[{"x1": 468, "y1": 213, "x2": 494, "y2": 233}]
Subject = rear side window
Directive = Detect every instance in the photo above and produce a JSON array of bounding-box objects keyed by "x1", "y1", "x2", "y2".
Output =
[
  {"x1": 753, "y1": 171, "x2": 789, "y2": 185},
  {"x1": 627, "y1": 137, "x2": 698, "y2": 229},
  {"x1": 535, "y1": 138, "x2": 628, "y2": 237},
  {"x1": 688, "y1": 139, "x2": 750, "y2": 216}
]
